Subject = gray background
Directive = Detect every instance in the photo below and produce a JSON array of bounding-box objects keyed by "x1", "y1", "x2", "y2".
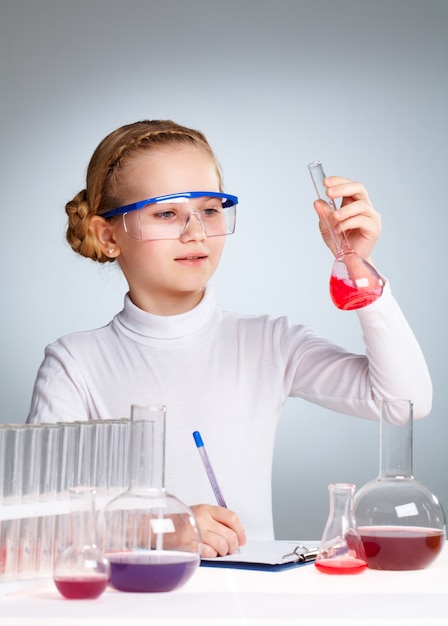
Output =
[{"x1": 1, "y1": 0, "x2": 447, "y2": 540}]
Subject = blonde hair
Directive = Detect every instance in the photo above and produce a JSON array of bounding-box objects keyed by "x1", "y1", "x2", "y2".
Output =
[{"x1": 65, "y1": 120, "x2": 223, "y2": 263}]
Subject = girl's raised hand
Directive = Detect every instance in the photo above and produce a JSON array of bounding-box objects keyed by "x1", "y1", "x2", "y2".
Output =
[{"x1": 313, "y1": 176, "x2": 381, "y2": 263}]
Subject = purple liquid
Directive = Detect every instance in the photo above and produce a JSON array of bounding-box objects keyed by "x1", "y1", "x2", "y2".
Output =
[
  {"x1": 107, "y1": 551, "x2": 199, "y2": 592},
  {"x1": 54, "y1": 574, "x2": 109, "y2": 599}
]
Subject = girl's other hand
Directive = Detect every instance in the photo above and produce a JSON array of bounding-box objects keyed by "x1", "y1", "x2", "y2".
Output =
[
  {"x1": 313, "y1": 176, "x2": 381, "y2": 262},
  {"x1": 190, "y1": 504, "x2": 247, "y2": 557}
]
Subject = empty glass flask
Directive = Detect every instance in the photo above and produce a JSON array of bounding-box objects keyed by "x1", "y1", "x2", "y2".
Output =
[
  {"x1": 355, "y1": 399, "x2": 446, "y2": 570},
  {"x1": 101, "y1": 405, "x2": 201, "y2": 592}
]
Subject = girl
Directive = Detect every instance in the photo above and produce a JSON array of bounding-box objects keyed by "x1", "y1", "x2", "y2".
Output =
[{"x1": 27, "y1": 119, "x2": 432, "y2": 557}]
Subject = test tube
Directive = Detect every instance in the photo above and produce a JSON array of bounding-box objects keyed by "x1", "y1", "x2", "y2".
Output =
[
  {"x1": 37, "y1": 424, "x2": 60, "y2": 576},
  {"x1": 1, "y1": 425, "x2": 25, "y2": 579},
  {"x1": 0, "y1": 425, "x2": 7, "y2": 507},
  {"x1": 92, "y1": 420, "x2": 110, "y2": 496},
  {"x1": 107, "y1": 419, "x2": 131, "y2": 495},
  {"x1": 18, "y1": 425, "x2": 43, "y2": 577},
  {"x1": 0, "y1": 425, "x2": 8, "y2": 576},
  {"x1": 54, "y1": 423, "x2": 79, "y2": 560},
  {"x1": 74, "y1": 421, "x2": 95, "y2": 488}
]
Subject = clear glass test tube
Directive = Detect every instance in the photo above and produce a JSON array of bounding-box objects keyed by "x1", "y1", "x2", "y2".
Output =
[
  {"x1": 75, "y1": 421, "x2": 95, "y2": 488},
  {"x1": 1, "y1": 425, "x2": 25, "y2": 579},
  {"x1": 37, "y1": 424, "x2": 60, "y2": 576},
  {"x1": 0, "y1": 425, "x2": 7, "y2": 507},
  {"x1": 92, "y1": 420, "x2": 110, "y2": 496},
  {"x1": 107, "y1": 419, "x2": 130, "y2": 495},
  {"x1": 55, "y1": 423, "x2": 79, "y2": 560},
  {"x1": 19, "y1": 425, "x2": 43, "y2": 577}
]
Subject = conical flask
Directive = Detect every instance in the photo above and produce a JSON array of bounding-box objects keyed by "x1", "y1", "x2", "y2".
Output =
[
  {"x1": 355, "y1": 399, "x2": 446, "y2": 570},
  {"x1": 53, "y1": 487, "x2": 110, "y2": 599},
  {"x1": 101, "y1": 404, "x2": 201, "y2": 592},
  {"x1": 315, "y1": 483, "x2": 368, "y2": 575},
  {"x1": 308, "y1": 161, "x2": 384, "y2": 310}
]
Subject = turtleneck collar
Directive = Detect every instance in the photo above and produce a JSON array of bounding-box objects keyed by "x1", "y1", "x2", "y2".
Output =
[{"x1": 112, "y1": 286, "x2": 221, "y2": 347}]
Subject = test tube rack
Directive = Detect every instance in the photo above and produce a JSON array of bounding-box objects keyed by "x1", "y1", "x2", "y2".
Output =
[{"x1": 0, "y1": 419, "x2": 131, "y2": 581}]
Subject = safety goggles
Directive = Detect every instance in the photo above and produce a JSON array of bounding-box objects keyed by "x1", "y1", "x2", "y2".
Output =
[{"x1": 102, "y1": 191, "x2": 238, "y2": 241}]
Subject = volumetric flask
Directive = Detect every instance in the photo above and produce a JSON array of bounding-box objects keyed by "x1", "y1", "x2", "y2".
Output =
[
  {"x1": 315, "y1": 483, "x2": 368, "y2": 575},
  {"x1": 308, "y1": 161, "x2": 384, "y2": 310},
  {"x1": 53, "y1": 487, "x2": 109, "y2": 599},
  {"x1": 101, "y1": 405, "x2": 201, "y2": 593},
  {"x1": 355, "y1": 399, "x2": 446, "y2": 570}
]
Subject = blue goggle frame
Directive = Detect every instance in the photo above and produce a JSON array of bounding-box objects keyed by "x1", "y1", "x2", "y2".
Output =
[{"x1": 102, "y1": 191, "x2": 238, "y2": 218}]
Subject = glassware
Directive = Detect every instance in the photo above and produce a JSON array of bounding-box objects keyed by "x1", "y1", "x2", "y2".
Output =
[
  {"x1": 308, "y1": 160, "x2": 384, "y2": 310},
  {"x1": 355, "y1": 399, "x2": 446, "y2": 570},
  {"x1": 101, "y1": 191, "x2": 238, "y2": 241},
  {"x1": 18, "y1": 425, "x2": 43, "y2": 577},
  {"x1": 37, "y1": 424, "x2": 60, "y2": 575},
  {"x1": 53, "y1": 486, "x2": 110, "y2": 599},
  {"x1": 101, "y1": 404, "x2": 201, "y2": 593},
  {"x1": 1, "y1": 425, "x2": 24, "y2": 579},
  {"x1": 315, "y1": 483, "x2": 368, "y2": 575}
]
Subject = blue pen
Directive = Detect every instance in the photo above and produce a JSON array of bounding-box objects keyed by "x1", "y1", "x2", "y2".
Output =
[{"x1": 192, "y1": 431, "x2": 227, "y2": 508}]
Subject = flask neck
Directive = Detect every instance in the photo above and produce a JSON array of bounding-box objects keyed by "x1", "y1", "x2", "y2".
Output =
[
  {"x1": 129, "y1": 405, "x2": 166, "y2": 492},
  {"x1": 69, "y1": 487, "x2": 98, "y2": 547},
  {"x1": 379, "y1": 399, "x2": 413, "y2": 479},
  {"x1": 328, "y1": 483, "x2": 357, "y2": 527}
]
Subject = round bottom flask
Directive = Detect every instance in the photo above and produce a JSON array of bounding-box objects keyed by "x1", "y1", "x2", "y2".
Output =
[
  {"x1": 53, "y1": 487, "x2": 110, "y2": 600},
  {"x1": 355, "y1": 399, "x2": 446, "y2": 570},
  {"x1": 102, "y1": 405, "x2": 201, "y2": 593}
]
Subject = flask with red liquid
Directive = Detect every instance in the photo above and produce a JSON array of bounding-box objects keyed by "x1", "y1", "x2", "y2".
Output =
[
  {"x1": 308, "y1": 161, "x2": 384, "y2": 310},
  {"x1": 315, "y1": 483, "x2": 368, "y2": 575},
  {"x1": 53, "y1": 487, "x2": 109, "y2": 599},
  {"x1": 355, "y1": 399, "x2": 446, "y2": 570},
  {"x1": 101, "y1": 404, "x2": 201, "y2": 593}
]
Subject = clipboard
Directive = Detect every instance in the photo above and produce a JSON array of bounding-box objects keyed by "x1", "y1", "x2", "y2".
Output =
[{"x1": 200, "y1": 540, "x2": 319, "y2": 572}]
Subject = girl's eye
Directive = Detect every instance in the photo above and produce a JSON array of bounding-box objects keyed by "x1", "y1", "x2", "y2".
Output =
[
  {"x1": 202, "y1": 207, "x2": 221, "y2": 217},
  {"x1": 154, "y1": 210, "x2": 176, "y2": 220}
]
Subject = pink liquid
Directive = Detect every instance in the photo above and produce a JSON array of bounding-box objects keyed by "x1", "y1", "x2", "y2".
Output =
[
  {"x1": 330, "y1": 275, "x2": 380, "y2": 310},
  {"x1": 54, "y1": 574, "x2": 109, "y2": 599},
  {"x1": 315, "y1": 557, "x2": 367, "y2": 575},
  {"x1": 359, "y1": 526, "x2": 445, "y2": 570},
  {"x1": 107, "y1": 551, "x2": 199, "y2": 593}
]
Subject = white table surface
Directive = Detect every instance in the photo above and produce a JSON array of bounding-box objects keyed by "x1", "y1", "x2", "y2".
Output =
[{"x1": 1, "y1": 542, "x2": 447, "y2": 626}]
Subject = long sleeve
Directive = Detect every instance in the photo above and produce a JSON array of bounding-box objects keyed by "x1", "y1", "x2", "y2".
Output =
[
  {"x1": 285, "y1": 281, "x2": 432, "y2": 420},
  {"x1": 356, "y1": 281, "x2": 432, "y2": 418}
]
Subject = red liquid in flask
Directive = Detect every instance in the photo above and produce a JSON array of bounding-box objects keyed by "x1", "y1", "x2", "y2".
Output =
[
  {"x1": 54, "y1": 574, "x2": 109, "y2": 599},
  {"x1": 315, "y1": 557, "x2": 367, "y2": 575},
  {"x1": 330, "y1": 274, "x2": 382, "y2": 311},
  {"x1": 108, "y1": 551, "x2": 199, "y2": 593},
  {"x1": 360, "y1": 526, "x2": 445, "y2": 570}
]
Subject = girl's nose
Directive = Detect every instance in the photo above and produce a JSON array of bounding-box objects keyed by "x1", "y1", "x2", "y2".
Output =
[{"x1": 179, "y1": 211, "x2": 207, "y2": 240}]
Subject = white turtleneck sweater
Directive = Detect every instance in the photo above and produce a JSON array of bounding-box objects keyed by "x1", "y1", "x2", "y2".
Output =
[{"x1": 27, "y1": 283, "x2": 432, "y2": 539}]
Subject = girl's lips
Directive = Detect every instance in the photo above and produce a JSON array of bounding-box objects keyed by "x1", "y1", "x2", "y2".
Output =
[
  {"x1": 174, "y1": 254, "x2": 208, "y2": 266},
  {"x1": 174, "y1": 252, "x2": 208, "y2": 261},
  {"x1": 176, "y1": 255, "x2": 207, "y2": 260}
]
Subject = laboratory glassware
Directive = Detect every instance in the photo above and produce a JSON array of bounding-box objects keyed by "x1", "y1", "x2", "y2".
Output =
[
  {"x1": 355, "y1": 399, "x2": 446, "y2": 570},
  {"x1": 53, "y1": 486, "x2": 109, "y2": 599},
  {"x1": 315, "y1": 483, "x2": 368, "y2": 575},
  {"x1": 102, "y1": 404, "x2": 201, "y2": 593},
  {"x1": 1, "y1": 425, "x2": 24, "y2": 578},
  {"x1": 18, "y1": 425, "x2": 43, "y2": 577},
  {"x1": 308, "y1": 161, "x2": 384, "y2": 310}
]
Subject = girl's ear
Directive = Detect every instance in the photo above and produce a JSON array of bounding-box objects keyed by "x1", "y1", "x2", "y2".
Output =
[{"x1": 89, "y1": 216, "x2": 121, "y2": 258}]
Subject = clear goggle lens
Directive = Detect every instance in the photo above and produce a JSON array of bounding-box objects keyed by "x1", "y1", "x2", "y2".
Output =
[{"x1": 103, "y1": 192, "x2": 238, "y2": 241}]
